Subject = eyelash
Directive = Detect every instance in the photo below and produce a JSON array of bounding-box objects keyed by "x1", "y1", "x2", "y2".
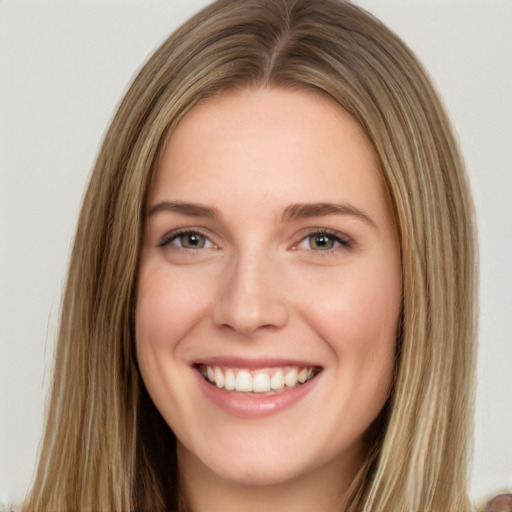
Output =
[
  {"x1": 158, "y1": 228, "x2": 216, "y2": 251},
  {"x1": 158, "y1": 228, "x2": 352, "y2": 253},
  {"x1": 294, "y1": 229, "x2": 352, "y2": 252}
]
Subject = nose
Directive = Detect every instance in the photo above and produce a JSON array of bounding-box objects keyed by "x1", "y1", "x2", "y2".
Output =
[{"x1": 212, "y1": 252, "x2": 289, "y2": 336}]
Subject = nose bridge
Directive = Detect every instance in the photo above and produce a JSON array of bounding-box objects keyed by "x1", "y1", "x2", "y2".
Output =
[{"x1": 212, "y1": 246, "x2": 288, "y2": 335}]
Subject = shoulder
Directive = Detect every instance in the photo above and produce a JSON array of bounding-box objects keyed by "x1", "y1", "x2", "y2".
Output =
[{"x1": 485, "y1": 493, "x2": 512, "y2": 512}]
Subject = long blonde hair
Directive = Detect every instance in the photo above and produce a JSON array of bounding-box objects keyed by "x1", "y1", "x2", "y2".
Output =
[{"x1": 23, "y1": 1, "x2": 478, "y2": 511}]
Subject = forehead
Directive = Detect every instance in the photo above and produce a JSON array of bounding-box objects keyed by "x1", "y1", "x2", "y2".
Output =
[{"x1": 150, "y1": 87, "x2": 389, "y2": 223}]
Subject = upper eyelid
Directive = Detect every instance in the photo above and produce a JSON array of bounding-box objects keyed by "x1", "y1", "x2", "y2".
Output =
[
  {"x1": 292, "y1": 232, "x2": 353, "y2": 256},
  {"x1": 158, "y1": 227, "x2": 215, "y2": 248},
  {"x1": 155, "y1": 226, "x2": 352, "y2": 249},
  {"x1": 295, "y1": 227, "x2": 352, "y2": 245}
]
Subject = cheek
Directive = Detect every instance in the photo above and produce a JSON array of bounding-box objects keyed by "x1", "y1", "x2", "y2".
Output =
[
  {"x1": 306, "y1": 269, "x2": 399, "y2": 330},
  {"x1": 288, "y1": 255, "x2": 401, "y2": 451},
  {"x1": 134, "y1": 264, "x2": 212, "y2": 429},
  {"x1": 297, "y1": 256, "x2": 401, "y2": 375},
  {"x1": 136, "y1": 283, "x2": 175, "y2": 360},
  {"x1": 136, "y1": 264, "x2": 208, "y2": 353},
  {"x1": 135, "y1": 271, "x2": 180, "y2": 400}
]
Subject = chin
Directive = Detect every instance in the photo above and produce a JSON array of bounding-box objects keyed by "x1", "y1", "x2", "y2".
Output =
[
  {"x1": 205, "y1": 456, "x2": 312, "y2": 488},
  {"x1": 178, "y1": 433, "x2": 319, "y2": 486}
]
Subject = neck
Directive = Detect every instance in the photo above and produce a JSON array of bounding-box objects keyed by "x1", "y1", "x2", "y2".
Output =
[{"x1": 177, "y1": 442, "x2": 362, "y2": 512}]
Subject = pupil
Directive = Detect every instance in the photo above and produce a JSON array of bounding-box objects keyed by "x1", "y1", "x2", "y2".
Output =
[
  {"x1": 312, "y1": 234, "x2": 333, "y2": 250},
  {"x1": 183, "y1": 233, "x2": 204, "y2": 248}
]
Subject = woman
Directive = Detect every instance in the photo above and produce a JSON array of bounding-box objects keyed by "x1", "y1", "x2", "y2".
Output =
[{"x1": 21, "y1": 0, "x2": 478, "y2": 511}]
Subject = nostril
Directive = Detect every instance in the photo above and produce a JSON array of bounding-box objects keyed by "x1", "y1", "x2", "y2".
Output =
[
  {"x1": 211, "y1": 258, "x2": 289, "y2": 335},
  {"x1": 213, "y1": 295, "x2": 289, "y2": 336}
]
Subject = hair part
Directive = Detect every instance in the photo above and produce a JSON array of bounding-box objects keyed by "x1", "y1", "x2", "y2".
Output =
[{"x1": 23, "y1": 1, "x2": 477, "y2": 511}]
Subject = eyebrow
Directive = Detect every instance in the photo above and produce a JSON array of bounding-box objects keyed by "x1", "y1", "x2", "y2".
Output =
[
  {"x1": 282, "y1": 202, "x2": 376, "y2": 228},
  {"x1": 149, "y1": 201, "x2": 220, "y2": 218},
  {"x1": 149, "y1": 200, "x2": 376, "y2": 228}
]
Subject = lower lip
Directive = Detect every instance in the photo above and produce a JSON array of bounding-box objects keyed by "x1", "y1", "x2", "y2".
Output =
[{"x1": 194, "y1": 369, "x2": 320, "y2": 419}]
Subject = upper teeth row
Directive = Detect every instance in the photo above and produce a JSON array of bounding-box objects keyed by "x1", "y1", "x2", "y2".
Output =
[{"x1": 200, "y1": 365, "x2": 316, "y2": 393}]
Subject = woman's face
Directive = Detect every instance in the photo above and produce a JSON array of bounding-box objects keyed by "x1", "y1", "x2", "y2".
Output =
[{"x1": 136, "y1": 88, "x2": 401, "y2": 488}]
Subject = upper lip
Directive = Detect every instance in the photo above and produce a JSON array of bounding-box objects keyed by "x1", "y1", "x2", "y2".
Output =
[{"x1": 191, "y1": 356, "x2": 323, "y2": 370}]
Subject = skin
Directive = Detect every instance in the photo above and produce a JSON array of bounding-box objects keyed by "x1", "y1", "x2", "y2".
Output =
[
  {"x1": 136, "y1": 87, "x2": 402, "y2": 512},
  {"x1": 486, "y1": 495, "x2": 512, "y2": 512}
]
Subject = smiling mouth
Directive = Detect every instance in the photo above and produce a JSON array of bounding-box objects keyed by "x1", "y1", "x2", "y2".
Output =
[{"x1": 197, "y1": 364, "x2": 321, "y2": 394}]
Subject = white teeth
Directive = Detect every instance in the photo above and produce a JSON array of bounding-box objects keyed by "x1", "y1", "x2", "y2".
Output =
[
  {"x1": 214, "y1": 367, "x2": 224, "y2": 388},
  {"x1": 235, "y1": 370, "x2": 253, "y2": 392},
  {"x1": 270, "y1": 369, "x2": 285, "y2": 390},
  {"x1": 252, "y1": 373, "x2": 271, "y2": 392},
  {"x1": 298, "y1": 368, "x2": 308, "y2": 383},
  {"x1": 224, "y1": 368, "x2": 235, "y2": 390},
  {"x1": 284, "y1": 368, "x2": 299, "y2": 388},
  {"x1": 201, "y1": 365, "x2": 317, "y2": 393}
]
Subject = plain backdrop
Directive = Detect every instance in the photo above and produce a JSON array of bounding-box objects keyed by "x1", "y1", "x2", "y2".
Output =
[{"x1": 1, "y1": 0, "x2": 511, "y2": 508}]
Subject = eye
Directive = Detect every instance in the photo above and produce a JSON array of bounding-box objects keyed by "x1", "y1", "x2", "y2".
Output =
[
  {"x1": 296, "y1": 230, "x2": 351, "y2": 251},
  {"x1": 158, "y1": 230, "x2": 215, "y2": 250}
]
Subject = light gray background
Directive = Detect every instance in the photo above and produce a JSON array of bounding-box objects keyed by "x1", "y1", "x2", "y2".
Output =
[{"x1": 1, "y1": 0, "x2": 511, "y2": 508}]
